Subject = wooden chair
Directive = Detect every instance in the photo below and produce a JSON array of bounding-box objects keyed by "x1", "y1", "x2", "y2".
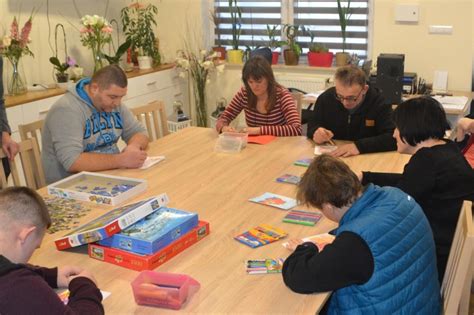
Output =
[
  {"x1": 290, "y1": 91, "x2": 303, "y2": 119},
  {"x1": 0, "y1": 138, "x2": 46, "y2": 190},
  {"x1": 441, "y1": 200, "x2": 473, "y2": 315},
  {"x1": 18, "y1": 119, "x2": 44, "y2": 152},
  {"x1": 131, "y1": 101, "x2": 169, "y2": 141}
]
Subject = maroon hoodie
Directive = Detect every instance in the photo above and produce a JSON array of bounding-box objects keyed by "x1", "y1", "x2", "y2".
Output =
[{"x1": 0, "y1": 255, "x2": 104, "y2": 314}]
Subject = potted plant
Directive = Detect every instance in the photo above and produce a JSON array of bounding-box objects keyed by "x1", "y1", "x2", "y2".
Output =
[
  {"x1": 304, "y1": 26, "x2": 333, "y2": 67},
  {"x1": 209, "y1": 8, "x2": 226, "y2": 60},
  {"x1": 121, "y1": 1, "x2": 161, "y2": 69},
  {"x1": 227, "y1": 0, "x2": 243, "y2": 64},
  {"x1": 281, "y1": 24, "x2": 301, "y2": 66},
  {"x1": 266, "y1": 24, "x2": 280, "y2": 64},
  {"x1": 49, "y1": 56, "x2": 75, "y2": 85},
  {"x1": 336, "y1": 0, "x2": 352, "y2": 66},
  {"x1": 103, "y1": 39, "x2": 132, "y2": 65}
]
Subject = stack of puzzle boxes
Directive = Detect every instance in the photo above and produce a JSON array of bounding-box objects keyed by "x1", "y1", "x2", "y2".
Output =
[{"x1": 49, "y1": 172, "x2": 210, "y2": 271}]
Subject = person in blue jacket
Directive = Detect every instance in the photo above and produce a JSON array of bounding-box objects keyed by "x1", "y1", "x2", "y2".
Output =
[{"x1": 283, "y1": 154, "x2": 440, "y2": 315}]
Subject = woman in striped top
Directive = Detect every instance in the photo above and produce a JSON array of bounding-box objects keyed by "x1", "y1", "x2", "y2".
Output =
[{"x1": 216, "y1": 56, "x2": 302, "y2": 137}]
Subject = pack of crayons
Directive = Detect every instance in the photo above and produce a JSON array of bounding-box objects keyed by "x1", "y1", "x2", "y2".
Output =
[
  {"x1": 282, "y1": 209, "x2": 322, "y2": 226},
  {"x1": 275, "y1": 174, "x2": 301, "y2": 185},
  {"x1": 294, "y1": 158, "x2": 312, "y2": 167},
  {"x1": 234, "y1": 224, "x2": 288, "y2": 248},
  {"x1": 246, "y1": 258, "x2": 285, "y2": 274}
]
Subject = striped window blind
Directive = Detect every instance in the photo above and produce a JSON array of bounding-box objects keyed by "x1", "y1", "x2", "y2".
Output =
[{"x1": 213, "y1": 0, "x2": 370, "y2": 59}]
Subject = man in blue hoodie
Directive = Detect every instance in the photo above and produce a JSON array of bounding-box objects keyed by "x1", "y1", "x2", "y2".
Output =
[
  {"x1": 283, "y1": 154, "x2": 440, "y2": 314},
  {"x1": 42, "y1": 65, "x2": 149, "y2": 184}
]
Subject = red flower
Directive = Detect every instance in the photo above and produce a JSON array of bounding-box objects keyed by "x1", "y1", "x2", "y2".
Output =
[
  {"x1": 20, "y1": 18, "x2": 32, "y2": 47},
  {"x1": 10, "y1": 17, "x2": 19, "y2": 39}
]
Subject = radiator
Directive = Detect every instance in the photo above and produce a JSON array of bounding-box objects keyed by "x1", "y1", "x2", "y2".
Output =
[{"x1": 276, "y1": 74, "x2": 329, "y2": 93}]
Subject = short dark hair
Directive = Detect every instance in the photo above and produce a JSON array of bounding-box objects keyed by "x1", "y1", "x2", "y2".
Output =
[
  {"x1": 0, "y1": 187, "x2": 51, "y2": 230},
  {"x1": 334, "y1": 65, "x2": 367, "y2": 87},
  {"x1": 394, "y1": 96, "x2": 450, "y2": 146},
  {"x1": 297, "y1": 155, "x2": 362, "y2": 209},
  {"x1": 242, "y1": 55, "x2": 278, "y2": 112},
  {"x1": 91, "y1": 64, "x2": 128, "y2": 90}
]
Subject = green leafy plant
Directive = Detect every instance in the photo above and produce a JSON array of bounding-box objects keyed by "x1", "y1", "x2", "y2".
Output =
[
  {"x1": 228, "y1": 0, "x2": 242, "y2": 50},
  {"x1": 337, "y1": 0, "x2": 352, "y2": 52},
  {"x1": 49, "y1": 56, "x2": 75, "y2": 74},
  {"x1": 303, "y1": 26, "x2": 329, "y2": 53},
  {"x1": 281, "y1": 24, "x2": 302, "y2": 56},
  {"x1": 103, "y1": 39, "x2": 132, "y2": 64},
  {"x1": 266, "y1": 24, "x2": 280, "y2": 50},
  {"x1": 121, "y1": 1, "x2": 161, "y2": 65}
]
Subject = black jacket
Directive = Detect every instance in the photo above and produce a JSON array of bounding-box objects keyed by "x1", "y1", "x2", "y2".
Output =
[
  {"x1": 362, "y1": 140, "x2": 474, "y2": 281},
  {"x1": 306, "y1": 86, "x2": 397, "y2": 153}
]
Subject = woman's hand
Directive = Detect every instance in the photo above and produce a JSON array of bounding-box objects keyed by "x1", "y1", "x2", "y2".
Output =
[{"x1": 221, "y1": 126, "x2": 236, "y2": 133}]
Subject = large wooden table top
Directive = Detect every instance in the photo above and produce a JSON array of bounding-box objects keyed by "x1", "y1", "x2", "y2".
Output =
[{"x1": 30, "y1": 127, "x2": 410, "y2": 314}]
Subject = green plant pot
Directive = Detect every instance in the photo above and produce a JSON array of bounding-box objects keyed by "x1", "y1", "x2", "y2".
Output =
[{"x1": 227, "y1": 50, "x2": 243, "y2": 64}]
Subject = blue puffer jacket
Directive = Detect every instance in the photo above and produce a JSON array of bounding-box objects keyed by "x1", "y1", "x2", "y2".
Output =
[{"x1": 328, "y1": 184, "x2": 440, "y2": 315}]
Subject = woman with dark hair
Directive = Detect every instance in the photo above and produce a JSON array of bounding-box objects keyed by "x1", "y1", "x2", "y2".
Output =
[
  {"x1": 215, "y1": 55, "x2": 301, "y2": 137},
  {"x1": 360, "y1": 96, "x2": 474, "y2": 282}
]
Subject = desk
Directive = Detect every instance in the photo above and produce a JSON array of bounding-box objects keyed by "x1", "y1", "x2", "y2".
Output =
[{"x1": 31, "y1": 127, "x2": 410, "y2": 314}]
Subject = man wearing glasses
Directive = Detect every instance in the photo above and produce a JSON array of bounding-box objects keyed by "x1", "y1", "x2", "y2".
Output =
[{"x1": 307, "y1": 65, "x2": 396, "y2": 157}]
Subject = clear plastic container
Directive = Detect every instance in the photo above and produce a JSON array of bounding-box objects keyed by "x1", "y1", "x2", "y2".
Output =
[
  {"x1": 214, "y1": 132, "x2": 248, "y2": 153},
  {"x1": 131, "y1": 270, "x2": 200, "y2": 310}
]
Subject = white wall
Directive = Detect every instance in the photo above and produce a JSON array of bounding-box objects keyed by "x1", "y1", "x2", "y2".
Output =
[{"x1": 373, "y1": 0, "x2": 472, "y2": 91}]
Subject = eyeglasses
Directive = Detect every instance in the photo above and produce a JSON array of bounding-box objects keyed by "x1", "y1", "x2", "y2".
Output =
[{"x1": 335, "y1": 89, "x2": 364, "y2": 103}]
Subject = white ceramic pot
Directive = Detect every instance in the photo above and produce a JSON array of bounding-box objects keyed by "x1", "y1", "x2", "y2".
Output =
[{"x1": 137, "y1": 56, "x2": 153, "y2": 69}]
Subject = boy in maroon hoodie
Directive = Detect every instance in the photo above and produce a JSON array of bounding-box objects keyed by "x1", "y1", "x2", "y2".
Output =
[{"x1": 0, "y1": 187, "x2": 104, "y2": 314}]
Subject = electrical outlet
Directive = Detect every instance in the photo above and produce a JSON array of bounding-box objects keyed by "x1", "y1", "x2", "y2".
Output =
[{"x1": 429, "y1": 25, "x2": 453, "y2": 35}]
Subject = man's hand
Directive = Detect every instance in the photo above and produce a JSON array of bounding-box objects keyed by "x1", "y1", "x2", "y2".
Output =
[
  {"x1": 119, "y1": 145, "x2": 147, "y2": 168},
  {"x1": 330, "y1": 143, "x2": 360, "y2": 157},
  {"x1": 313, "y1": 127, "x2": 334, "y2": 144},
  {"x1": 57, "y1": 266, "x2": 84, "y2": 288},
  {"x1": 1, "y1": 132, "x2": 19, "y2": 160},
  {"x1": 69, "y1": 270, "x2": 98, "y2": 286}
]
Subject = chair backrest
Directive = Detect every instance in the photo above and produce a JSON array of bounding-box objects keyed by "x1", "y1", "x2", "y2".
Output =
[
  {"x1": 290, "y1": 91, "x2": 303, "y2": 118},
  {"x1": 131, "y1": 101, "x2": 169, "y2": 141},
  {"x1": 0, "y1": 138, "x2": 46, "y2": 190},
  {"x1": 441, "y1": 200, "x2": 474, "y2": 315},
  {"x1": 18, "y1": 119, "x2": 44, "y2": 152}
]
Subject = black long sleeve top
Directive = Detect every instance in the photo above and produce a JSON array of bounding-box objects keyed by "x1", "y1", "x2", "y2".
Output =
[
  {"x1": 306, "y1": 86, "x2": 396, "y2": 153},
  {"x1": 282, "y1": 231, "x2": 374, "y2": 294},
  {"x1": 362, "y1": 140, "x2": 474, "y2": 281}
]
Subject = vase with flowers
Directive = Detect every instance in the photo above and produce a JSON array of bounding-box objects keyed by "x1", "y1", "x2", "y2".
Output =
[
  {"x1": 0, "y1": 15, "x2": 34, "y2": 95},
  {"x1": 175, "y1": 49, "x2": 225, "y2": 127},
  {"x1": 80, "y1": 15, "x2": 113, "y2": 73},
  {"x1": 121, "y1": 1, "x2": 161, "y2": 68}
]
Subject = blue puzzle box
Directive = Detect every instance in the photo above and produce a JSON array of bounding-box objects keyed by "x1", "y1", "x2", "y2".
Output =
[{"x1": 98, "y1": 207, "x2": 198, "y2": 255}]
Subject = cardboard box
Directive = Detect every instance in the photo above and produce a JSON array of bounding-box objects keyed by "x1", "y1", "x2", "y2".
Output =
[
  {"x1": 48, "y1": 171, "x2": 147, "y2": 206},
  {"x1": 55, "y1": 194, "x2": 169, "y2": 250},
  {"x1": 88, "y1": 221, "x2": 210, "y2": 271},
  {"x1": 98, "y1": 207, "x2": 198, "y2": 255}
]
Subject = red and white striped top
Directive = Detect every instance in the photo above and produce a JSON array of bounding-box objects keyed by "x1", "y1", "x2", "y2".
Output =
[{"x1": 216, "y1": 86, "x2": 302, "y2": 137}]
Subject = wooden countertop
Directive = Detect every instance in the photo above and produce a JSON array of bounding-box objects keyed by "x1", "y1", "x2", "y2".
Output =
[{"x1": 4, "y1": 63, "x2": 175, "y2": 108}]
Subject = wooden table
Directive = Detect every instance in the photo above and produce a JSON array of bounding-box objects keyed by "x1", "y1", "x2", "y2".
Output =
[{"x1": 31, "y1": 127, "x2": 410, "y2": 314}]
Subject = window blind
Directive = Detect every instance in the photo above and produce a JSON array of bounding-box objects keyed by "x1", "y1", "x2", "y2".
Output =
[
  {"x1": 294, "y1": 0, "x2": 369, "y2": 58},
  {"x1": 213, "y1": 0, "x2": 369, "y2": 58}
]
